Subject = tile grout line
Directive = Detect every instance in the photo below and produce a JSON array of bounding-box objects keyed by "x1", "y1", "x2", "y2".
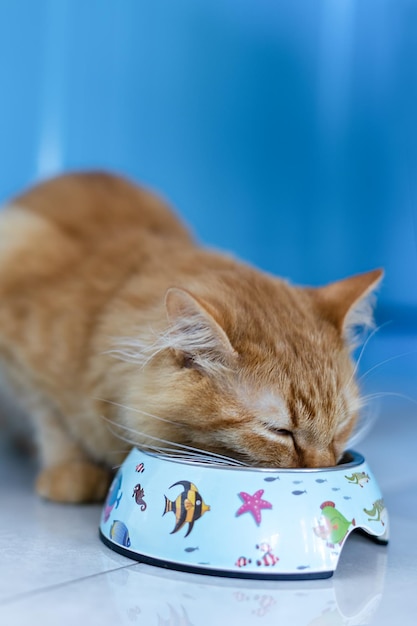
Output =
[{"x1": 0, "y1": 561, "x2": 140, "y2": 607}]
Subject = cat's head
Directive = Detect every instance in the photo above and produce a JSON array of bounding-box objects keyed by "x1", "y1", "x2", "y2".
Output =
[{"x1": 120, "y1": 268, "x2": 383, "y2": 468}]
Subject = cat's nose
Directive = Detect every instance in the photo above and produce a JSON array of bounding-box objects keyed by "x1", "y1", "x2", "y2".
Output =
[{"x1": 302, "y1": 449, "x2": 337, "y2": 468}]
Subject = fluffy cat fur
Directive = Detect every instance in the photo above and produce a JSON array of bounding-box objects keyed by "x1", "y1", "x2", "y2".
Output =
[{"x1": 0, "y1": 172, "x2": 383, "y2": 503}]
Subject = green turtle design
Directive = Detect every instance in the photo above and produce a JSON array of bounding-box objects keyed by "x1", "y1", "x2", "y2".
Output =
[
  {"x1": 364, "y1": 499, "x2": 386, "y2": 525},
  {"x1": 313, "y1": 501, "x2": 355, "y2": 547},
  {"x1": 345, "y1": 471, "x2": 370, "y2": 487}
]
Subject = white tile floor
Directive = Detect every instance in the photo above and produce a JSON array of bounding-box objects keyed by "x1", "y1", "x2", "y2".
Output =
[{"x1": 0, "y1": 332, "x2": 416, "y2": 626}]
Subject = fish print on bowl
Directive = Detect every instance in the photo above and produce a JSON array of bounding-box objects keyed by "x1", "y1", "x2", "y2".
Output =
[
  {"x1": 163, "y1": 481, "x2": 210, "y2": 537},
  {"x1": 102, "y1": 473, "x2": 123, "y2": 523}
]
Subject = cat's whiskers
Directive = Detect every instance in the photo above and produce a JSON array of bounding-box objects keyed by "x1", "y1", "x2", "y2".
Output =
[
  {"x1": 360, "y1": 390, "x2": 417, "y2": 406},
  {"x1": 95, "y1": 396, "x2": 183, "y2": 427},
  {"x1": 102, "y1": 423, "x2": 171, "y2": 457},
  {"x1": 345, "y1": 323, "x2": 414, "y2": 439},
  {"x1": 97, "y1": 397, "x2": 250, "y2": 465},
  {"x1": 347, "y1": 389, "x2": 417, "y2": 448},
  {"x1": 102, "y1": 422, "x2": 191, "y2": 459},
  {"x1": 348, "y1": 321, "x2": 390, "y2": 389},
  {"x1": 100, "y1": 400, "x2": 250, "y2": 463},
  {"x1": 99, "y1": 413, "x2": 249, "y2": 467},
  {"x1": 357, "y1": 349, "x2": 417, "y2": 384},
  {"x1": 347, "y1": 397, "x2": 381, "y2": 448}
]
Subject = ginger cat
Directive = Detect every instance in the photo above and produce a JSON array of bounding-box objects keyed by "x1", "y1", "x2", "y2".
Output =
[{"x1": 0, "y1": 172, "x2": 382, "y2": 503}]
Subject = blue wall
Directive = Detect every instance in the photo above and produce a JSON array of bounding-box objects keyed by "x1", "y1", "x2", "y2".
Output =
[{"x1": 0, "y1": 0, "x2": 416, "y2": 329}]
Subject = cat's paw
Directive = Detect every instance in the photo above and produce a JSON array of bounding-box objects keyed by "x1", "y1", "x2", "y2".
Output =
[{"x1": 36, "y1": 461, "x2": 111, "y2": 503}]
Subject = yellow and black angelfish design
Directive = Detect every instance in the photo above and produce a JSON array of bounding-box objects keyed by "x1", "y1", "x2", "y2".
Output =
[{"x1": 163, "y1": 481, "x2": 210, "y2": 537}]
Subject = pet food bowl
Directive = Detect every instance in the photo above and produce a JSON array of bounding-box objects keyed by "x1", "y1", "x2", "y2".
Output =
[{"x1": 99, "y1": 448, "x2": 388, "y2": 580}]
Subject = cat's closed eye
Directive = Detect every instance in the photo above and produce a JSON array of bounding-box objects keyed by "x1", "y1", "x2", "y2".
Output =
[
  {"x1": 274, "y1": 429, "x2": 293, "y2": 437},
  {"x1": 266, "y1": 426, "x2": 293, "y2": 438}
]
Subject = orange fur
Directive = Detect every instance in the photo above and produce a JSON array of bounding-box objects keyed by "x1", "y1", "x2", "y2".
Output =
[{"x1": 0, "y1": 172, "x2": 383, "y2": 502}]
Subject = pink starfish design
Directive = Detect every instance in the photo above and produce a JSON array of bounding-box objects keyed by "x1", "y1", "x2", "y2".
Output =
[{"x1": 236, "y1": 489, "x2": 272, "y2": 525}]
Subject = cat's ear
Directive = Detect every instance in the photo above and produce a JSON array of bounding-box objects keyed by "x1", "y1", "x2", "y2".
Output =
[
  {"x1": 164, "y1": 287, "x2": 237, "y2": 373},
  {"x1": 313, "y1": 269, "x2": 383, "y2": 345}
]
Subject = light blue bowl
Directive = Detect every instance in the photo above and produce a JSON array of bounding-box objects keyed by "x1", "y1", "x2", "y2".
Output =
[{"x1": 99, "y1": 448, "x2": 388, "y2": 580}]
